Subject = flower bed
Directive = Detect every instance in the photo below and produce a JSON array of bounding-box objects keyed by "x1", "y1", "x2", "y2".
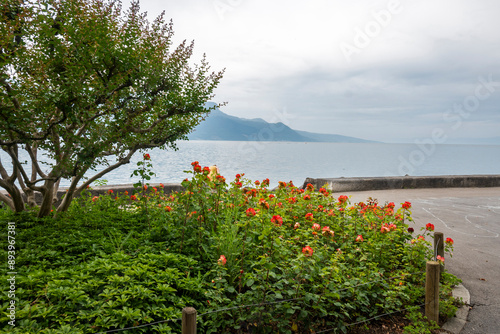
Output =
[{"x1": 0, "y1": 161, "x2": 458, "y2": 333}]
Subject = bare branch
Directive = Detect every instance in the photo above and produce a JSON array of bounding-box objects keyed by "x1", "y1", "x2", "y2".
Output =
[
  {"x1": 24, "y1": 144, "x2": 48, "y2": 179},
  {"x1": 16, "y1": 168, "x2": 27, "y2": 190},
  {"x1": 4, "y1": 146, "x2": 47, "y2": 192}
]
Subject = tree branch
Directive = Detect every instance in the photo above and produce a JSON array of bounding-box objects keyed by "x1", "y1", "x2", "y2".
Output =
[
  {"x1": 0, "y1": 192, "x2": 15, "y2": 211},
  {"x1": 0, "y1": 106, "x2": 68, "y2": 146},
  {"x1": 72, "y1": 81, "x2": 135, "y2": 137},
  {"x1": 74, "y1": 148, "x2": 138, "y2": 196},
  {"x1": 0, "y1": 156, "x2": 10, "y2": 180},
  {"x1": 24, "y1": 144, "x2": 48, "y2": 179},
  {"x1": 5, "y1": 146, "x2": 46, "y2": 192},
  {"x1": 1, "y1": 77, "x2": 21, "y2": 110}
]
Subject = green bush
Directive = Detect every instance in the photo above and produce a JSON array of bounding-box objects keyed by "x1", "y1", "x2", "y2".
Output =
[{"x1": 0, "y1": 161, "x2": 458, "y2": 333}]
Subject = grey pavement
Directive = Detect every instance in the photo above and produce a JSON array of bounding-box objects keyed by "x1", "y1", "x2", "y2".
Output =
[{"x1": 341, "y1": 187, "x2": 500, "y2": 334}]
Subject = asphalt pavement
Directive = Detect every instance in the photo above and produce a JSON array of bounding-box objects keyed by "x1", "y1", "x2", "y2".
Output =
[{"x1": 341, "y1": 187, "x2": 500, "y2": 334}]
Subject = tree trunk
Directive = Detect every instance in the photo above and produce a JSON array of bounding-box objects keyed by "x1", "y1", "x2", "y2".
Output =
[
  {"x1": 56, "y1": 176, "x2": 81, "y2": 213},
  {"x1": 0, "y1": 181, "x2": 25, "y2": 212},
  {"x1": 38, "y1": 179, "x2": 55, "y2": 217},
  {"x1": 53, "y1": 178, "x2": 61, "y2": 204},
  {"x1": 10, "y1": 186, "x2": 25, "y2": 212},
  {"x1": 27, "y1": 143, "x2": 39, "y2": 207},
  {"x1": 25, "y1": 188, "x2": 37, "y2": 207}
]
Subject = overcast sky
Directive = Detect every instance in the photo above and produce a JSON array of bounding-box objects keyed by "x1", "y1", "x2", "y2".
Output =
[{"x1": 130, "y1": 0, "x2": 500, "y2": 143}]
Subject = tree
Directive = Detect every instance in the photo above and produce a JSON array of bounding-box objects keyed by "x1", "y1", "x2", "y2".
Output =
[{"x1": 0, "y1": 0, "x2": 224, "y2": 217}]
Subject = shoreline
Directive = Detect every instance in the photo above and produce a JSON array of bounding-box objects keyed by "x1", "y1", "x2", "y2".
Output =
[
  {"x1": 3, "y1": 174, "x2": 500, "y2": 206},
  {"x1": 63, "y1": 174, "x2": 500, "y2": 198}
]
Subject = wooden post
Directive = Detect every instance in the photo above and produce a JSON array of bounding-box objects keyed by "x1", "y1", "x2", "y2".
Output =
[
  {"x1": 434, "y1": 232, "x2": 444, "y2": 274},
  {"x1": 182, "y1": 307, "x2": 197, "y2": 334},
  {"x1": 425, "y1": 261, "x2": 440, "y2": 324}
]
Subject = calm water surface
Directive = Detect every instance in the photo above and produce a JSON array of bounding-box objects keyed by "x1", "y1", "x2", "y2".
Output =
[
  {"x1": 2, "y1": 141, "x2": 499, "y2": 188},
  {"x1": 58, "y1": 141, "x2": 500, "y2": 188}
]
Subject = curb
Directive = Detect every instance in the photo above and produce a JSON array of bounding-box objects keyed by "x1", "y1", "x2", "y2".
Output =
[{"x1": 440, "y1": 283, "x2": 471, "y2": 334}]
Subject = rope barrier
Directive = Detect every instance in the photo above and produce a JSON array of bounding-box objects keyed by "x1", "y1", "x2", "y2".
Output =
[
  {"x1": 315, "y1": 302, "x2": 427, "y2": 334},
  {"x1": 92, "y1": 270, "x2": 427, "y2": 333},
  {"x1": 94, "y1": 317, "x2": 181, "y2": 334},
  {"x1": 198, "y1": 297, "x2": 304, "y2": 317}
]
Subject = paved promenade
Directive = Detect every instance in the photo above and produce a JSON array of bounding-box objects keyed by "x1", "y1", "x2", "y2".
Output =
[{"x1": 341, "y1": 187, "x2": 500, "y2": 334}]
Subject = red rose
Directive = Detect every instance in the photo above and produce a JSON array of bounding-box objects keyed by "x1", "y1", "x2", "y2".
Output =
[
  {"x1": 302, "y1": 246, "x2": 313, "y2": 257},
  {"x1": 218, "y1": 255, "x2": 227, "y2": 266},
  {"x1": 338, "y1": 195, "x2": 348, "y2": 204},
  {"x1": 262, "y1": 178, "x2": 270, "y2": 187},
  {"x1": 271, "y1": 215, "x2": 283, "y2": 227},
  {"x1": 246, "y1": 208, "x2": 256, "y2": 217}
]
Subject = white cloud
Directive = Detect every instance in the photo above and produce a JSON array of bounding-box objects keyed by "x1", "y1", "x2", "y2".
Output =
[{"x1": 130, "y1": 0, "x2": 500, "y2": 142}]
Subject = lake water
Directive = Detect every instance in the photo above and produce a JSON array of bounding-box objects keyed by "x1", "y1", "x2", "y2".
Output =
[
  {"x1": 2, "y1": 141, "x2": 499, "y2": 189},
  {"x1": 51, "y1": 141, "x2": 500, "y2": 188}
]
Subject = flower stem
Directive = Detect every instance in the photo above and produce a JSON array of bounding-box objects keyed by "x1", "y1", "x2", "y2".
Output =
[{"x1": 179, "y1": 183, "x2": 193, "y2": 254}]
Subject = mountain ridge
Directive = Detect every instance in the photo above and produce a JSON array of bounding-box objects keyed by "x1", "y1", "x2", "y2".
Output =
[{"x1": 188, "y1": 104, "x2": 377, "y2": 143}]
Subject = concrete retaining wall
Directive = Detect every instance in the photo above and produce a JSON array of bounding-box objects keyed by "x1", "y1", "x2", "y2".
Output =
[{"x1": 302, "y1": 175, "x2": 500, "y2": 192}]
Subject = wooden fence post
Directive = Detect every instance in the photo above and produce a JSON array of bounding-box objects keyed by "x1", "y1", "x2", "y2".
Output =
[
  {"x1": 425, "y1": 261, "x2": 440, "y2": 323},
  {"x1": 434, "y1": 231, "x2": 444, "y2": 274},
  {"x1": 182, "y1": 307, "x2": 197, "y2": 334}
]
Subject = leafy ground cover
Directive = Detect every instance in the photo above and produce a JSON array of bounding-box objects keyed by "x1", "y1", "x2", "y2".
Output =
[{"x1": 1, "y1": 160, "x2": 460, "y2": 333}]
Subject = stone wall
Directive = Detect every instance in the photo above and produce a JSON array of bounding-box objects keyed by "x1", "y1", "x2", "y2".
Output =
[{"x1": 302, "y1": 174, "x2": 500, "y2": 192}]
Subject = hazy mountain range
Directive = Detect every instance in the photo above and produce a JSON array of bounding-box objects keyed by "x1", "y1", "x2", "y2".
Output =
[
  {"x1": 189, "y1": 104, "x2": 376, "y2": 143},
  {"x1": 445, "y1": 137, "x2": 500, "y2": 145}
]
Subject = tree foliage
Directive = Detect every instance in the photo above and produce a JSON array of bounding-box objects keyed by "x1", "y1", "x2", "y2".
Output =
[{"x1": 0, "y1": 0, "x2": 224, "y2": 216}]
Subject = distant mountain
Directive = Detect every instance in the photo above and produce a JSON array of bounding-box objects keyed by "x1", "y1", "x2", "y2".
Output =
[
  {"x1": 188, "y1": 104, "x2": 377, "y2": 143},
  {"x1": 294, "y1": 130, "x2": 374, "y2": 143},
  {"x1": 446, "y1": 137, "x2": 500, "y2": 145}
]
